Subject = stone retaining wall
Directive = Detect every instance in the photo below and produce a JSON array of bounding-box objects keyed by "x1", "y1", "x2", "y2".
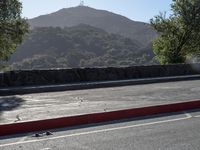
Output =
[{"x1": 0, "y1": 63, "x2": 200, "y2": 87}]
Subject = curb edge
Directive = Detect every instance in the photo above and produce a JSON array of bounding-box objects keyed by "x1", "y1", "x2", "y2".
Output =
[{"x1": 1, "y1": 100, "x2": 200, "y2": 136}]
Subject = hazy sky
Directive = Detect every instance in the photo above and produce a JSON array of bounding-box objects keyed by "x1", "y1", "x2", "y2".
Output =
[{"x1": 21, "y1": 0, "x2": 172, "y2": 23}]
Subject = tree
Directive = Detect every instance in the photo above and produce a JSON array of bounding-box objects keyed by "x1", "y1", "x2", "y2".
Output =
[
  {"x1": 150, "y1": 0, "x2": 200, "y2": 64},
  {"x1": 0, "y1": 0, "x2": 29, "y2": 61}
]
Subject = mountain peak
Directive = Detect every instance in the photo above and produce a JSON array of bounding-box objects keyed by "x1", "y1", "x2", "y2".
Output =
[
  {"x1": 29, "y1": 6, "x2": 156, "y2": 45},
  {"x1": 56, "y1": 6, "x2": 97, "y2": 13}
]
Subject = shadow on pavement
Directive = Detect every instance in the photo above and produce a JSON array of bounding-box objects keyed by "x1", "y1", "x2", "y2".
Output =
[
  {"x1": 0, "y1": 96, "x2": 25, "y2": 122},
  {"x1": 0, "y1": 96, "x2": 24, "y2": 112}
]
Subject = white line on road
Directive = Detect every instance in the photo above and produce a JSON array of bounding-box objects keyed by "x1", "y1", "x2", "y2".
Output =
[
  {"x1": 40, "y1": 148, "x2": 51, "y2": 150},
  {"x1": 184, "y1": 112, "x2": 193, "y2": 118},
  {"x1": 194, "y1": 115, "x2": 200, "y2": 118},
  {"x1": 0, "y1": 115, "x2": 192, "y2": 148},
  {"x1": 18, "y1": 136, "x2": 27, "y2": 143}
]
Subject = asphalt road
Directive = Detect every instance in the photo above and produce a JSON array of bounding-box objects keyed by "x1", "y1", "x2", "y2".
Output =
[
  {"x1": 1, "y1": 79, "x2": 200, "y2": 124},
  {"x1": 0, "y1": 109, "x2": 200, "y2": 150}
]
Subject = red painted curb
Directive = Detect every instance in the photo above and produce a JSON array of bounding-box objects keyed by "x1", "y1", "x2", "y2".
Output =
[{"x1": 1, "y1": 100, "x2": 200, "y2": 136}]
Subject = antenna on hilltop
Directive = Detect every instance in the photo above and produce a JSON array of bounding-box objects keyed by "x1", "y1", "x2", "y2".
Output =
[{"x1": 79, "y1": 0, "x2": 84, "y2": 6}]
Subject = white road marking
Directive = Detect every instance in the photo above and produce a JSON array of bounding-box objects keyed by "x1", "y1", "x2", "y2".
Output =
[
  {"x1": 0, "y1": 115, "x2": 192, "y2": 148},
  {"x1": 40, "y1": 148, "x2": 51, "y2": 150},
  {"x1": 194, "y1": 115, "x2": 200, "y2": 118},
  {"x1": 184, "y1": 112, "x2": 193, "y2": 118},
  {"x1": 18, "y1": 136, "x2": 27, "y2": 142}
]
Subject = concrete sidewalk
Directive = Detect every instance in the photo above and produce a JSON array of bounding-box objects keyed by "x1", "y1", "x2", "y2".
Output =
[{"x1": 1, "y1": 79, "x2": 200, "y2": 125}]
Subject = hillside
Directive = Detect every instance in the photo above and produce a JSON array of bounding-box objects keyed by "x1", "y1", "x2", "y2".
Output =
[
  {"x1": 29, "y1": 6, "x2": 157, "y2": 46},
  {"x1": 11, "y1": 25, "x2": 156, "y2": 70}
]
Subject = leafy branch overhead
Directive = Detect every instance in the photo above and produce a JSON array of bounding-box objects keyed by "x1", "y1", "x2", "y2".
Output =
[
  {"x1": 0, "y1": 0, "x2": 29, "y2": 61},
  {"x1": 150, "y1": 0, "x2": 200, "y2": 64}
]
